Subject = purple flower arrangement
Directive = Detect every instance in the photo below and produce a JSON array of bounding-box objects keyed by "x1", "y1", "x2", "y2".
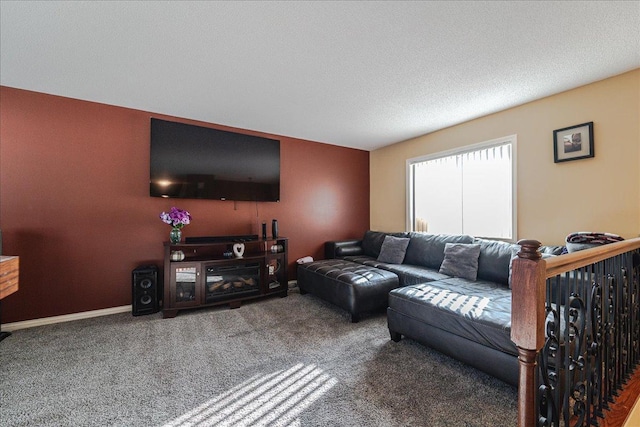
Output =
[{"x1": 160, "y1": 207, "x2": 192, "y2": 230}]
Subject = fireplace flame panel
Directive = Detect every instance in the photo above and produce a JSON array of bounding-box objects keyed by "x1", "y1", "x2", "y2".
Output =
[{"x1": 205, "y1": 263, "x2": 261, "y2": 303}]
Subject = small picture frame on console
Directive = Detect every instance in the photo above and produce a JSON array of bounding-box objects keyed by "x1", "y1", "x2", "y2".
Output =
[{"x1": 553, "y1": 121, "x2": 594, "y2": 163}]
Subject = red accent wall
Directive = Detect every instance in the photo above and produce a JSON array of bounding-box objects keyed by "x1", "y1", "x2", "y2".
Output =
[{"x1": 0, "y1": 86, "x2": 370, "y2": 323}]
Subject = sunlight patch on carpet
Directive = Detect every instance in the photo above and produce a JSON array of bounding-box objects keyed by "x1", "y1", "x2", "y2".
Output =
[{"x1": 161, "y1": 363, "x2": 337, "y2": 427}]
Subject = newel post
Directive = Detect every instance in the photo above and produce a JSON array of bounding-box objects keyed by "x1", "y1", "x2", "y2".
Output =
[{"x1": 510, "y1": 239, "x2": 546, "y2": 427}]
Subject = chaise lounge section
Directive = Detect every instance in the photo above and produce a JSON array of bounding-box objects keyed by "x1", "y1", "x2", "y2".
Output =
[{"x1": 387, "y1": 278, "x2": 518, "y2": 384}]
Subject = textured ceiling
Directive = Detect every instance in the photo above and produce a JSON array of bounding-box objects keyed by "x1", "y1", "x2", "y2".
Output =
[{"x1": 1, "y1": 1, "x2": 639, "y2": 151}]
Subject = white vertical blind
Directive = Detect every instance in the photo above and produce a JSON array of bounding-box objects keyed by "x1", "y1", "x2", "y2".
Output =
[{"x1": 410, "y1": 138, "x2": 514, "y2": 239}]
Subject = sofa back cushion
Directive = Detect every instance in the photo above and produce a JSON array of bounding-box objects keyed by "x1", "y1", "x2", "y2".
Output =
[
  {"x1": 404, "y1": 233, "x2": 474, "y2": 269},
  {"x1": 475, "y1": 238, "x2": 519, "y2": 286},
  {"x1": 362, "y1": 230, "x2": 410, "y2": 258},
  {"x1": 540, "y1": 245, "x2": 566, "y2": 256}
]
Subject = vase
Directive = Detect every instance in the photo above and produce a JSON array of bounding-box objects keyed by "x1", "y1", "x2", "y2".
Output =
[{"x1": 170, "y1": 228, "x2": 182, "y2": 244}]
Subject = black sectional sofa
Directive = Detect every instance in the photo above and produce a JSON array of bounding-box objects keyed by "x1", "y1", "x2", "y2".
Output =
[{"x1": 298, "y1": 230, "x2": 563, "y2": 385}]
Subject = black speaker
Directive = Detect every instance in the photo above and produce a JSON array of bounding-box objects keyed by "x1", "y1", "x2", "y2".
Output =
[
  {"x1": 272, "y1": 219, "x2": 278, "y2": 238},
  {"x1": 132, "y1": 265, "x2": 160, "y2": 316}
]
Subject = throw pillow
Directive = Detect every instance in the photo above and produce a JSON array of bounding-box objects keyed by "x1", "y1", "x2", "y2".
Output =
[
  {"x1": 438, "y1": 243, "x2": 481, "y2": 281},
  {"x1": 377, "y1": 235, "x2": 410, "y2": 264}
]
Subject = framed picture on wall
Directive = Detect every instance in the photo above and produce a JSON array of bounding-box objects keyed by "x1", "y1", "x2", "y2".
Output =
[{"x1": 553, "y1": 121, "x2": 594, "y2": 163}]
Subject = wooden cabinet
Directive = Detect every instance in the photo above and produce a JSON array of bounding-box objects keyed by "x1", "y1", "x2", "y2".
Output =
[
  {"x1": 162, "y1": 238, "x2": 288, "y2": 318},
  {"x1": 169, "y1": 262, "x2": 201, "y2": 309},
  {"x1": 0, "y1": 256, "x2": 19, "y2": 341}
]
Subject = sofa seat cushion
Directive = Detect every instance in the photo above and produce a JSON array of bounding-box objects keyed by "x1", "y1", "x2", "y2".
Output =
[
  {"x1": 388, "y1": 279, "x2": 516, "y2": 356},
  {"x1": 344, "y1": 255, "x2": 450, "y2": 286}
]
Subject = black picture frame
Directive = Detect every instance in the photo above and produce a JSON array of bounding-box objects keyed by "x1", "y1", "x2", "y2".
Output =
[{"x1": 553, "y1": 121, "x2": 594, "y2": 163}]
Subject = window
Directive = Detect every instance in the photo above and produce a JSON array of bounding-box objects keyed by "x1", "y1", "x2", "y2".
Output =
[{"x1": 407, "y1": 135, "x2": 516, "y2": 240}]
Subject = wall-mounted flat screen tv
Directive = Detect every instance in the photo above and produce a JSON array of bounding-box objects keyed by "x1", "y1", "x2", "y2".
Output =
[{"x1": 150, "y1": 118, "x2": 280, "y2": 202}]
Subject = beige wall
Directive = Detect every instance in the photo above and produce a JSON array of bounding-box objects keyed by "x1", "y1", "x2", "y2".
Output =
[{"x1": 371, "y1": 69, "x2": 640, "y2": 246}]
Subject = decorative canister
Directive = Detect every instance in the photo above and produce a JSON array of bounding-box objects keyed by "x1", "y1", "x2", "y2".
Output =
[{"x1": 170, "y1": 250, "x2": 185, "y2": 261}]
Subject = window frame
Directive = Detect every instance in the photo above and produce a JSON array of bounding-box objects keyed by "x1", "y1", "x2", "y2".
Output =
[{"x1": 406, "y1": 134, "x2": 518, "y2": 241}]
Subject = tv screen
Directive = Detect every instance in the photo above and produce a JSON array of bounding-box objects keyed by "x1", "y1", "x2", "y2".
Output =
[{"x1": 150, "y1": 118, "x2": 280, "y2": 201}]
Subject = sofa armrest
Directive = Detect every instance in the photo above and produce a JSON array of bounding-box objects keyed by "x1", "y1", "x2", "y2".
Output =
[{"x1": 325, "y1": 240, "x2": 363, "y2": 259}]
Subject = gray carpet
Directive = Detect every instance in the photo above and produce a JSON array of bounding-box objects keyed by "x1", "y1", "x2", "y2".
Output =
[{"x1": 0, "y1": 290, "x2": 517, "y2": 426}]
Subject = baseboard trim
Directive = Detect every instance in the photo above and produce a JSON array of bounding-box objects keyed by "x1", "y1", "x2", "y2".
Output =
[{"x1": 1, "y1": 305, "x2": 132, "y2": 332}]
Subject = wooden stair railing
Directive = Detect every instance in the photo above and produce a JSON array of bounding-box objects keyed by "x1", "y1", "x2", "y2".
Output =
[
  {"x1": 511, "y1": 240, "x2": 547, "y2": 427},
  {"x1": 511, "y1": 238, "x2": 640, "y2": 427}
]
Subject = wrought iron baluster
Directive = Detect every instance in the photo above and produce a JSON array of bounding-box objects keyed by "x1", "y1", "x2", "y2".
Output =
[
  {"x1": 539, "y1": 302, "x2": 560, "y2": 427},
  {"x1": 589, "y1": 278, "x2": 604, "y2": 423},
  {"x1": 621, "y1": 263, "x2": 630, "y2": 383},
  {"x1": 567, "y1": 292, "x2": 586, "y2": 426},
  {"x1": 632, "y1": 250, "x2": 640, "y2": 366},
  {"x1": 604, "y1": 274, "x2": 616, "y2": 407}
]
